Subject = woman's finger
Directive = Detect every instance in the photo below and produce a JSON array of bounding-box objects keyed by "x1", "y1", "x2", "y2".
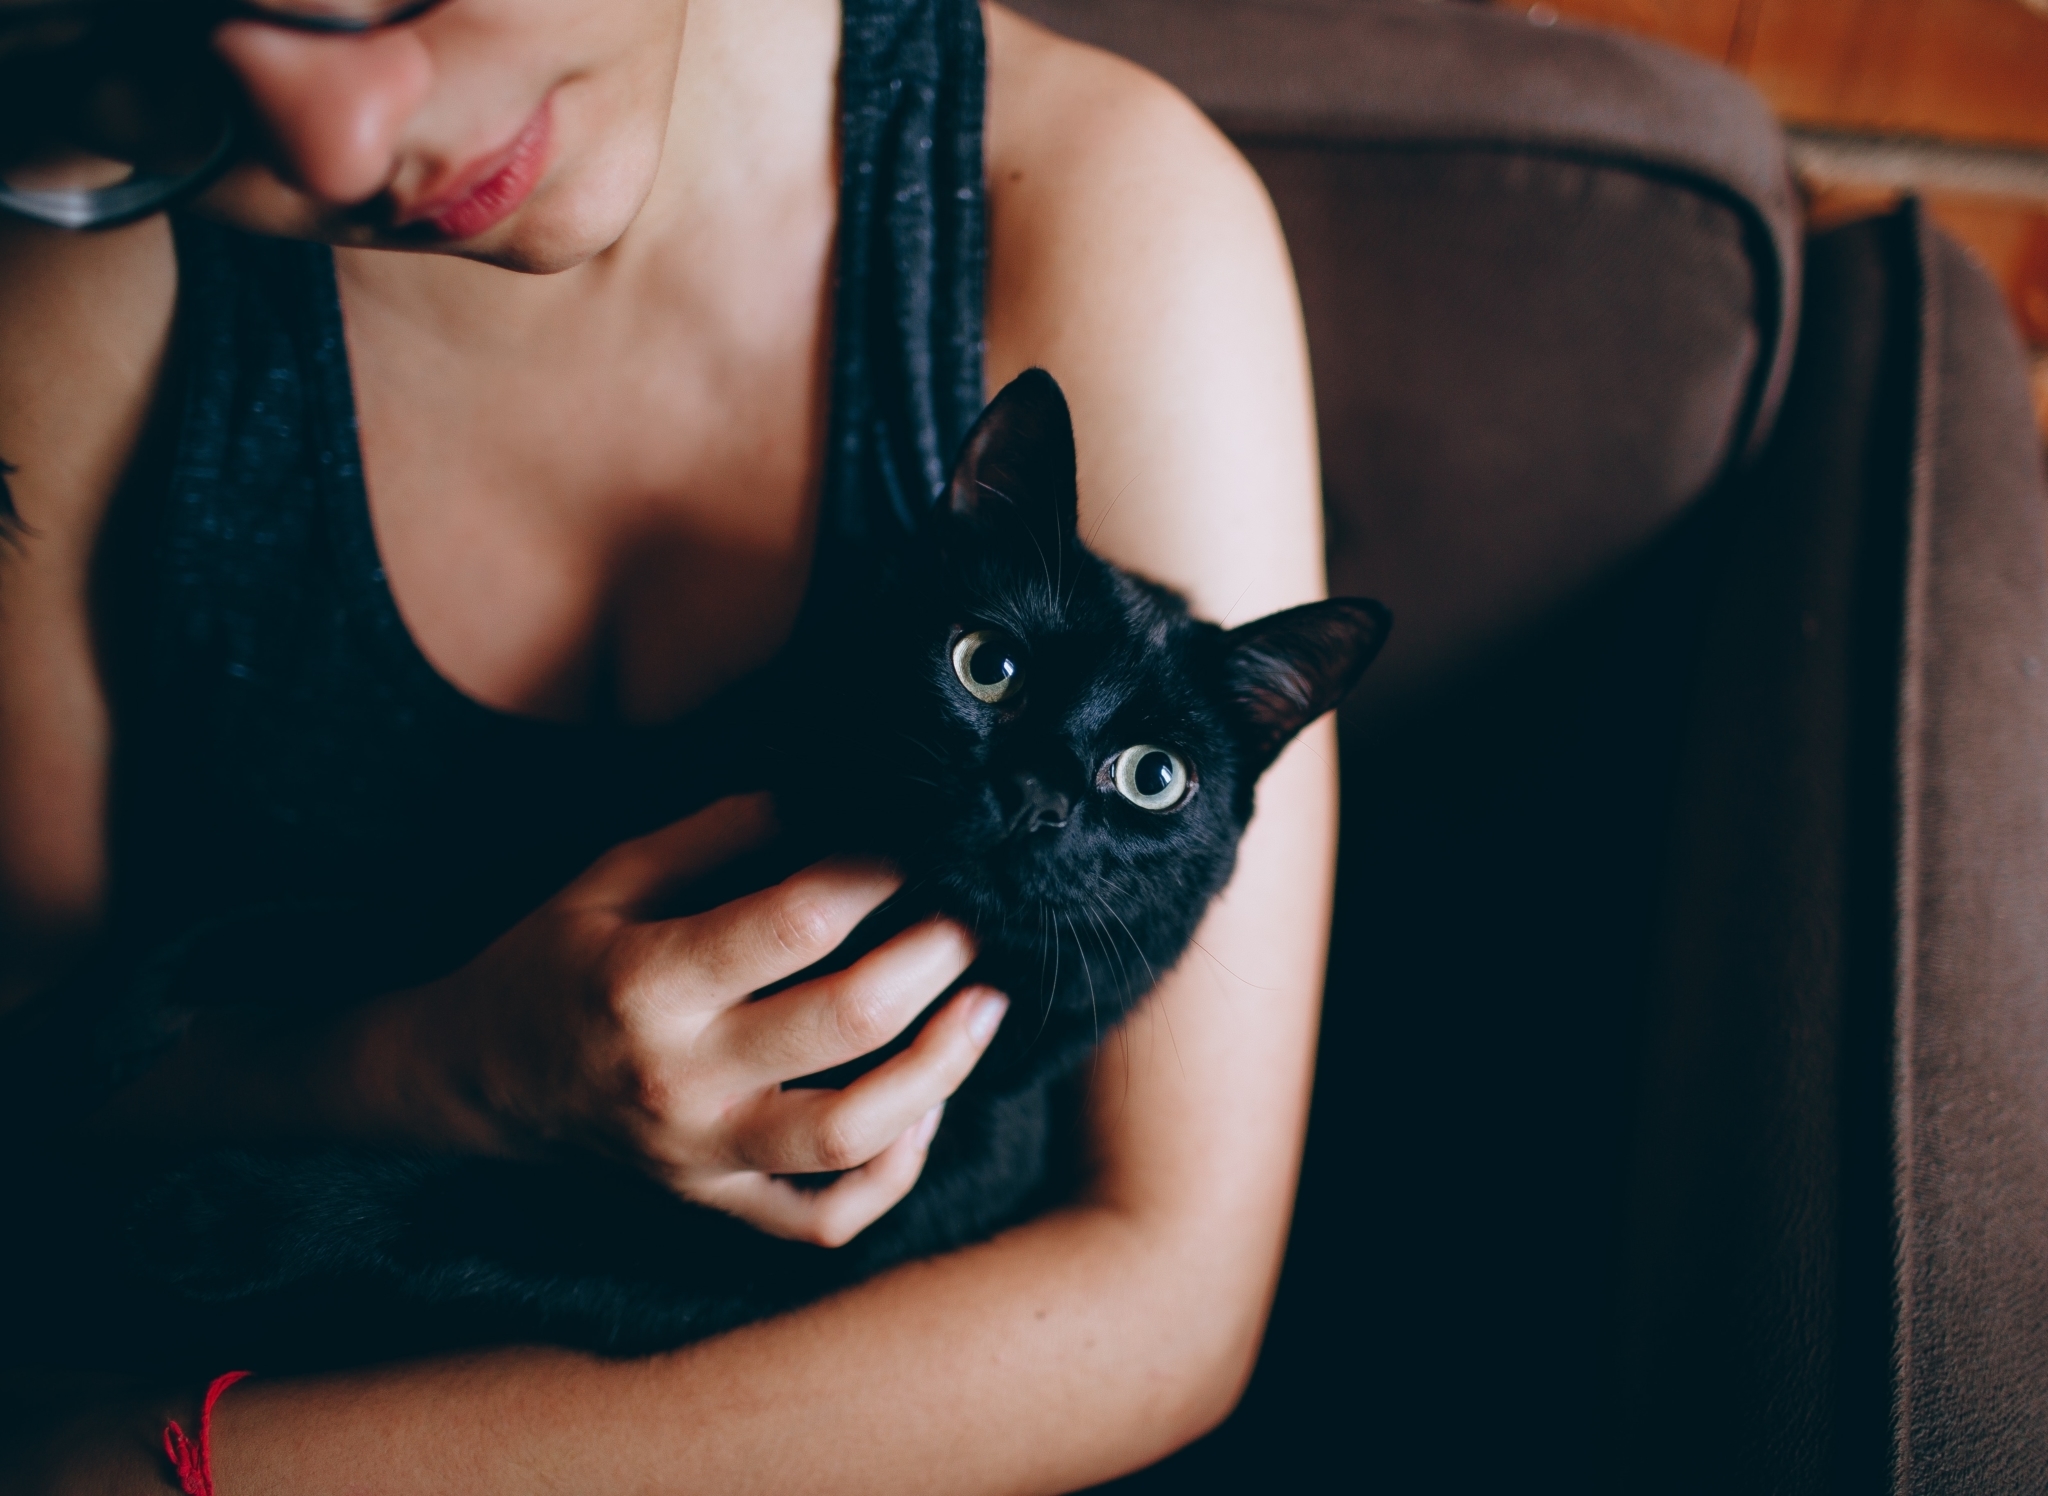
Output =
[
  {"x1": 713, "y1": 917, "x2": 978, "y2": 1083},
  {"x1": 696, "y1": 1105, "x2": 944, "y2": 1248},
  {"x1": 645, "y1": 856, "x2": 905, "y2": 1013},
  {"x1": 568, "y1": 794, "x2": 778, "y2": 912},
  {"x1": 729, "y1": 985, "x2": 1008, "y2": 1175}
]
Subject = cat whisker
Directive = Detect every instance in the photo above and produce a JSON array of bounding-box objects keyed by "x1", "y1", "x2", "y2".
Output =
[
  {"x1": 1085, "y1": 902, "x2": 1134, "y2": 1002},
  {"x1": 1084, "y1": 909, "x2": 1134, "y2": 1113},
  {"x1": 1064, "y1": 911, "x2": 1098, "y2": 1057},
  {"x1": 1093, "y1": 893, "x2": 1157, "y2": 994},
  {"x1": 1088, "y1": 865, "x2": 1134, "y2": 894},
  {"x1": 896, "y1": 732, "x2": 949, "y2": 765},
  {"x1": 1029, "y1": 528, "x2": 1057, "y2": 604},
  {"x1": 977, "y1": 477, "x2": 1059, "y2": 604},
  {"x1": 1084, "y1": 469, "x2": 1139, "y2": 549},
  {"x1": 1053, "y1": 518, "x2": 1065, "y2": 616},
  {"x1": 1025, "y1": 901, "x2": 1059, "y2": 1056},
  {"x1": 1092, "y1": 886, "x2": 1182, "y2": 1080},
  {"x1": 1188, "y1": 938, "x2": 1282, "y2": 992},
  {"x1": 1083, "y1": 908, "x2": 1135, "y2": 1114},
  {"x1": 1047, "y1": 901, "x2": 1061, "y2": 1017}
]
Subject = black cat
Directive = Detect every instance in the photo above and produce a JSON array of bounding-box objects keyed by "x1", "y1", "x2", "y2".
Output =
[{"x1": 132, "y1": 370, "x2": 1389, "y2": 1361}]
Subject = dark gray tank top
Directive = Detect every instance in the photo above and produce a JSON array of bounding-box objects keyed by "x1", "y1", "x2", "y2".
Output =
[
  {"x1": 101, "y1": 0, "x2": 988, "y2": 976},
  {"x1": 0, "y1": 5, "x2": 987, "y2": 1367}
]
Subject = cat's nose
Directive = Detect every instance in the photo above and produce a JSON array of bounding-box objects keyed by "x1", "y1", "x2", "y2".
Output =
[{"x1": 1002, "y1": 773, "x2": 1071, "y2": 836}]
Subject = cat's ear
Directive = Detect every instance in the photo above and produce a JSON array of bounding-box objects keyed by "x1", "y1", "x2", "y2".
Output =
[
  {"x1": 1221, "y1": 598, "x2": 1392, "y2": 773},
  {"x1": 942, "y1": 368, "x2": 1079, "y2": 539}
]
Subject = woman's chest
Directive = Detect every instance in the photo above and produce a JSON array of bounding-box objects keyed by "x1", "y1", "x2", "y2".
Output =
[{"x1": 335, "y1": 245, "x2": 834, "y2": 727}]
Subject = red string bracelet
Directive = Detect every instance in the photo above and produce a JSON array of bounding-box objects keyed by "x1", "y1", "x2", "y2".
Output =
[{"x1": 162, "y1": 1370, "x2": 251, "y2": 1496}]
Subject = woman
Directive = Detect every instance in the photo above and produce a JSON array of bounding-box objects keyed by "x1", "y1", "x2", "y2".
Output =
[{"x1": 0, "y1": 0, "x2": 1333, "y2": 1489}]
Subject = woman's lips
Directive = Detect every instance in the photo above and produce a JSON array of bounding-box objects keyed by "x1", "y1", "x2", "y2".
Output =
[{"x1": 397, "y1": 98, "x2": 554, "y2": 241}]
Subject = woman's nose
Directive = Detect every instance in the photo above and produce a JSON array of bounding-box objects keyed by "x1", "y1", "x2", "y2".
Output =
[{"x1": 212, "y1": 22, "x2": 434, "y2": 206}]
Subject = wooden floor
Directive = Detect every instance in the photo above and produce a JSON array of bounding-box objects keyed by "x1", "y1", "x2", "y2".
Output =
[{"x1": 1507, "y1": 0, "x2": 2048, "y2": 440}]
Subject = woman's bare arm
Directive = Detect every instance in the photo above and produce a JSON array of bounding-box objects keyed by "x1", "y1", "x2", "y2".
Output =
[{"x1": 0, "y1": 215, "x2": 174, "y2": 1009}]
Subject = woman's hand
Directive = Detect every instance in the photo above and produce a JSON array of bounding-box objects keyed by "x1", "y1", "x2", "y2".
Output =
[{"x1": 355, "y1": 794, "x2": 1009, "y2": 1246}]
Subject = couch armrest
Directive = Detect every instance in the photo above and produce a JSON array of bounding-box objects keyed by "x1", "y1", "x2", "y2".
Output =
[{"x1": 1621, "y1": 201, "x2": 2048, "y2": 1492}]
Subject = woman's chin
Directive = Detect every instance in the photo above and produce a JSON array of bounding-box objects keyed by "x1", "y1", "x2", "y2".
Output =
[
  {"x1": 468, "y1": 149, "x2": 666, "y2": 272},
  {"x1": 444, "y1": 188, "x2": 643, "y2": 274}
]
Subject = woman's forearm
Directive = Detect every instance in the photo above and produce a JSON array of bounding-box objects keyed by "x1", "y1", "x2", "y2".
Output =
[
  {"x1": 22, "y1": 1103, "x2": 1283, "y2": 1496},
  {"x1": 205, "y1": 1195, "x2": 1265, "y2": 1496},
  {"x1": 11, "y1": 1195, "x2": 1267, "y2": 1496},
  {"x1": 209, "y1": 732, "x2": 1334, "y2": 1496}
]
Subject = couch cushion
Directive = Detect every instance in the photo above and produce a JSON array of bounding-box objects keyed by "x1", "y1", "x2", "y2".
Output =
[{"x1": 1005, "y1": 0, "x2": 1801, "y2": 699}]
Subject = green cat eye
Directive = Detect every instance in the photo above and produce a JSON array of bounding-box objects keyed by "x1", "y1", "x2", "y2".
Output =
[
  {"x1": 1112, "y1": 744, "x2": 1191, "y2": 811},
  {"x1": 951, "y1": 630, "x2": 1022, "y2": 704}
]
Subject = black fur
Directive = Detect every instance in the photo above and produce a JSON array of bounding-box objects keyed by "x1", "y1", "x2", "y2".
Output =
[{"x1": 131, "y1": 370, "x2": 1390, "y2": 1361}]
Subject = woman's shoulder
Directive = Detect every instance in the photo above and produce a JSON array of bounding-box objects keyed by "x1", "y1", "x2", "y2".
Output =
[
  {"x1": 983, "y1": 5, "x2": 1322, "y2": 622},
  {"x1": 0, "y1": 213, "x2": 176, "y2": 954},
  {"x1": 0, "y1": 213, "x2": 177, "y2": 542},
  {"x1": 984, "y1": 5, "x2": 1274, "y2": 270}
]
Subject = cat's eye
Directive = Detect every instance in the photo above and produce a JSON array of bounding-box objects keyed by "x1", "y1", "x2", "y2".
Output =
[
  {"x1": 951, "y1": 630, "x2": 1023, "y2": 703},
  {"x1": 1112, "y1": 744, "x2": 1191, "y2": 811}
]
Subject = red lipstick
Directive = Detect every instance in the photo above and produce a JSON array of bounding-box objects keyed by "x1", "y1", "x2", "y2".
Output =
[{"x1": 401, "y1": 97, "x2": 554, "y2": 241}]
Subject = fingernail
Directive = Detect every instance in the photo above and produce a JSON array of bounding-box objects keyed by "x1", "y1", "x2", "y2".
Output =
[
  {"x1": 967, "y1": 989, "x2": 1010, "y2": 1046},
  {"x1": 915, "y1": 1104, "x2": 944, "y2": 1147},
  {"x1": 921, "y1": 916, "x2": 976, "y2": 962}
]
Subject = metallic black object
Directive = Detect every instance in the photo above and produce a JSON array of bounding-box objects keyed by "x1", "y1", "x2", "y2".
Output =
[
  {"x1": 0, "y1": 0, "x2": 456, "y2": 230},
  {"x1": 0, "y1": 120, "x2": 240, "y2": 231}
]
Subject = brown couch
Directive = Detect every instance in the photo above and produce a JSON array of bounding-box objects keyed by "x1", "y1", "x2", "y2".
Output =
[{"x1": 1005, "y1": 2, "x2": 2048, "y2": 1490}]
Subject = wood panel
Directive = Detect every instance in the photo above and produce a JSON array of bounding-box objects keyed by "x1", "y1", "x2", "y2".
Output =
[
  {"x1": 1527, "y1": 0, "x2": 2048, "y2": 150},
  {"x1": 1743, "y1": 0, "x2": 2048, "y2": 150}
]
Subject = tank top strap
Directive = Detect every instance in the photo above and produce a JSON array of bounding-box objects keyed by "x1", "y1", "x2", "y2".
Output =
[
  {"x1": 152, "y1": 216, "x2": 419, "y2": 717},
  {"x1": 823, "y1": 0, "x2": 988, "y2": 563}
]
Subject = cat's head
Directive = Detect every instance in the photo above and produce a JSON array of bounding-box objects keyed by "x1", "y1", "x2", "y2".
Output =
[{"x1": 817, "y1": 369, "x2": 1389, "y2": 1053}]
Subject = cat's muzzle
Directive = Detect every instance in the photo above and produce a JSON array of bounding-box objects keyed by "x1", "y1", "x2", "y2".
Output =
[{"x1": 999, "y1": 773, "x2": 1071, "y2": 837}]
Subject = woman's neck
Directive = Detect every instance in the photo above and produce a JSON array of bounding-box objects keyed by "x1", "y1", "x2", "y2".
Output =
[{"x1": 328, "y1": 0, "x2": 842, "y2": 725}]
